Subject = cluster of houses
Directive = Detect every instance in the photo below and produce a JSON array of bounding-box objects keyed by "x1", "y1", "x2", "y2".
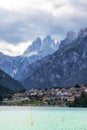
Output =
[{"x1": 3, "y1": 85, "x2": 87, "y2": 106}]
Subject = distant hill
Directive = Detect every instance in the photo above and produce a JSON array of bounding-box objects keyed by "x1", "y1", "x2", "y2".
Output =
[{"x1": 0, "y1": 69, "x2": 24, "y2": 92}]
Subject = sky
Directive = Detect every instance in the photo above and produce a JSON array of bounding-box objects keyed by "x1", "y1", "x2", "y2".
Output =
[{"x1": 0, "y1": 0, "x2": 87, "y2": 56}]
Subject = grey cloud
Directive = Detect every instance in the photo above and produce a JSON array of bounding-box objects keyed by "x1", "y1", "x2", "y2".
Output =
[
  {"x1": 0, "y1": 9, "x2": 52, "y2": 44},
  {"x1": 69, "y1": 0, "x2": 87, "y2": 11},
  {"x1": 0, "y1": 3, "x2": 87, "y2": 45}
]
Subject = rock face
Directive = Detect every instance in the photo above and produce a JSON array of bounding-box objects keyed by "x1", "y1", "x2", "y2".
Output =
[
  {"x1": 21, "y1": 28, "x2": 87, "y2": 89},
  {"x1": 0, "y1": 69, "x2": 24, "y2": 92},
  {"x1": 0, "y1": 53, "x2": 30, "y2": 80},
  {"x1": 23, "y1": 35, "x2": 59, "y2": 58},
  {"x1": 59, "y1": 31, "x2": 77, "y2": 49},
  {"x1": 0, "y1": 35, "x2": 59, "y2": 80},
  {"x1": 23, "y1": 37, "x2": 41, "y2": 56},
  {"x1": 40, "y1": 35, "x2": 58, "y2": 56}
]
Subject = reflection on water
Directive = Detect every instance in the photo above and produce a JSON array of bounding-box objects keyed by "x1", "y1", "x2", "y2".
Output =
[{"x1": 0, "y1": 107, "x2": 87, "y2": 130}]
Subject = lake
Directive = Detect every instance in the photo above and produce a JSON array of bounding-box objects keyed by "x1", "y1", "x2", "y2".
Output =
[{"x1": 0, "y1": 107, "x2": 87, "y2": 130}]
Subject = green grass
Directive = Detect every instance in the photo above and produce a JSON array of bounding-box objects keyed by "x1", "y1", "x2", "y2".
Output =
[
  {"x1": 1, "y1": 100, "x2": 26, "y2": 106},
  {"x1": 1, "y1": 100, "x2": 43, "y2": 106},
  {"x1": 1, "y1": 99, "x2": 64, "y2": 106},
  {"x1": 29, "y1": 100, "x2": 42, "y2": 105}
]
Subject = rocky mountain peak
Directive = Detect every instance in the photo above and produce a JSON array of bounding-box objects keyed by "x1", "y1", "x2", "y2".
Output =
[
  {"x1": 42, "y1": 35, "x2": 54, "y2": 49},
  {"x1": 40, "y1": 35, "x2": 58, "y2": 55},
  {"x1": 23, "y1": 35, "x2": 59, "y2": 57},
  {"x1": 59, "y1": 31, "x2": 76, "y2": 49},
  {"x1": 66, "y1": 31, "x2": 76, "y2": 40},
  {"x1": 23, "y1": 37, "x2": 41, "y2": 55},
  {"x1": 43, "y1": 35, "x2": 53, "y2": 43},
  {"x1": 78, "y1": 28, "x2": 87, "y2": 39}
]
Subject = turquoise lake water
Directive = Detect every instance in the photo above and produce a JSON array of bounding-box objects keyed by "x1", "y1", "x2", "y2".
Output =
[{"x1": 0, "y1": 107, "x2": 87, "y2": 130}]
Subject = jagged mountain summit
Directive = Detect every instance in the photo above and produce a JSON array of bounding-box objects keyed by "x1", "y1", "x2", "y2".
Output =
[
  {"x1": 21, "y1": 28, "x2": 87, "y2": 89},
  {"x1": 0, "y1": 69, "x2": 24, "y2": 92},
  {"x1": 23, "y1": 35, "x2": 59, "y2": 57},
  {"x1": 23, "y1": 37, "x2": 41, "y2": 56},
  {"x1": 40, "y1": 35, "x2": 58, "y2": 56}
]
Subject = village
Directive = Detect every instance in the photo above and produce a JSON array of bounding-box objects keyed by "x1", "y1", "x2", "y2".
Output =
[{"x1": 2, "y1": 85, "x2": 87, "y2": 106}]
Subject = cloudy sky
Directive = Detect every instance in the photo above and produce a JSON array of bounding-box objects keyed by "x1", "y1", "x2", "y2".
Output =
[{"x1": 0, "y1": 0, "x2": 87, "y2": 56}]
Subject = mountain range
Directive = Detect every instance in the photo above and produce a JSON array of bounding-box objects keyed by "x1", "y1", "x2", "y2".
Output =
[
  {"x1": 21, "y1": 28, "x2": 87, "y2": 89},
  {"x1": 0, "y1": 28, "x2": 87, "y2": 90}
]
